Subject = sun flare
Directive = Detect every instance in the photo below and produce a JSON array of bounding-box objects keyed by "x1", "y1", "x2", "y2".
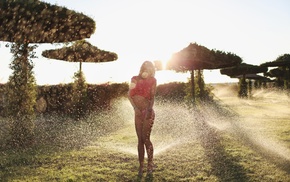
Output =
[{"x1": 155, "y1": 70, "x2": 189, "y2": 85}]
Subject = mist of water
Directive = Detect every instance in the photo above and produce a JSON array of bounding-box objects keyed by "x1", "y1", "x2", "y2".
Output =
[
  {"x1": 211, "y1": 85, "x2": 290, "y2": 165},
  {"x1": 95, "y1": 99, "x2": 197, "y2": 156},
  {"x1": 2, "y1": 86, "x2": 289, "y2": 170},
  {"x1": 32, "y1": 97, "x2": 133, "y2": 152}
]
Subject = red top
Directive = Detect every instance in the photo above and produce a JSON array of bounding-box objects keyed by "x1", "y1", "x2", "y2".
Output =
[{"x1": 129, "y1": 76, "x2": 156, "y2": 100}]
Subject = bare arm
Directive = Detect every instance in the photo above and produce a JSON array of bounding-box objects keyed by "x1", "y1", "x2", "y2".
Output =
[{"x1": 128, "y1": 78, "x2": 137, "y2": 109}]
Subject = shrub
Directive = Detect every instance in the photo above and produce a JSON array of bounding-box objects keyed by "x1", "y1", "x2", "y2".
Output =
[
  {"x1": 5, "y1": 43, "x2": 37, "y2": 147},
  {"x1": 156, "y1": 82, "x2": 186, "y2": 102},
  {"x1": 71, "y1": 71, "x2": 88, "y2": 120}
]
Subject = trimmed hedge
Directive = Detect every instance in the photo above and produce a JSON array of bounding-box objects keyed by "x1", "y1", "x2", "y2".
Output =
[
  {"x1": 156, "y1": 82, "x2": 186, "y2": 102},
  {"x1": 37, "y1": 83, "x2": 129, "y2": 114},
  {"x1": 0, "y1": 83, "x2": 128, "y2": 116},
  {"x1": 0, "y1": 82, "x2": 187, "y2": 116}
]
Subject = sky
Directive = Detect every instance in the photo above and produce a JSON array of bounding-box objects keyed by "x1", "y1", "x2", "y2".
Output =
[{"x1": 1, "y1": 0, "x2": 290, "y2": 85}]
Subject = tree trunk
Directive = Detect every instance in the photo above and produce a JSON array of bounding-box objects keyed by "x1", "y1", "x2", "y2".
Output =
[
  {"x1": 79, "y1": 61, "x2": 82, "y2": 72},
  {"x1": 238, "y1": 74, "x2": 247, "y2": 98},
  {"x1": 191, "y1": 69, "x2": 195, "y2": 103},
  {"x1": 197, "y1": 69, "x2": 204, "y2": 100}
]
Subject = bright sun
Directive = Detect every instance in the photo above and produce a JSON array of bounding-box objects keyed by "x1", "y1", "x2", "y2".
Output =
[
  {"x1": 155, "y1": 70, "x2": 189, "y2": 85},
  {"x1": 161, "y1": 59, "x2": 169, "y2": 70}
]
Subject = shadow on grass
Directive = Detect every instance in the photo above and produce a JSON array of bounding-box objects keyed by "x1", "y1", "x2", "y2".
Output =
[
  {"x1": 194, "y1": 108, "x2": 250, "y2": 182},
  {"x1": 210, "y1": 99, "x2": 290, "y2": 174},
  {"x1": 230, "y1": 119, "x2": 290, "y2": 174}
]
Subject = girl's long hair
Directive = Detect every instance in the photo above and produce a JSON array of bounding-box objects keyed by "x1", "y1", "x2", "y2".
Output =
[{"x1": 138, "y1": 61, "x2": 155, "y2": 77}]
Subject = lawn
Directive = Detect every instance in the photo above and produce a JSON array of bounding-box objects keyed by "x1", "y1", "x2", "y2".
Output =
[{"x1": 0, "y1": 85, "x2": 290, "y2": 181}]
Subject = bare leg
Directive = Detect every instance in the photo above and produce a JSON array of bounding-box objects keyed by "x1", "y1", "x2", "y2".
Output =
[
  {"x1": 135, "y1": 110, "x2": 145, "y2": 175},
  {"x1": 130, "y1": 96, "x2": 151, "y2": 175},
  {"x1": 143, "y1": 110, "x2": 155, "y2": 172}
]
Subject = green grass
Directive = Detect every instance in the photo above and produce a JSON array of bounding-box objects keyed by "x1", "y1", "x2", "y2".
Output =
[{"x1": 1, "y1": 90, "x2": 290, "y2": 181}]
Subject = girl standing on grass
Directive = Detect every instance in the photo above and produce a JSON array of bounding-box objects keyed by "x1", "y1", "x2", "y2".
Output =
[{"x1": 128, "y1": 61, "x2": 157, "y2": 177}]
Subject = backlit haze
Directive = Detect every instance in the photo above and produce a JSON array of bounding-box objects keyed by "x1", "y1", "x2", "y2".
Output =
[{"x1": 1, "y1": 0, "x2": 290, "y2": 85}]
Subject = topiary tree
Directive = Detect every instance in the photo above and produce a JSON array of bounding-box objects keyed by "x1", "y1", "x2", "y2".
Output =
[
  {"x1": 264, "y1": 68, "x2": 284, "y2": 88},
  {"x1": 0, "y1": 0, "x2": 95, "y2": 147},
  {"x1": 261, "y1": 54, "x2": 290, "y2": 89},
  {"x1": 235, "y1": 74, "x2": 271, "y2": 96},
  {"x1": 167, "y1": 43, "x2": 210, "y2": 103},
  {"x1": 167, "y1": 42, "x2": 242, "y2": 103},
  {"x1": 220, "y1": 63, "x2": 268, "y2": 98},
  {"x1": 42, "y1": 40, "x2": 118, "y2": 119},
  {"x1": 42, "y1": 40, "x2": 118, "y2": 73}
]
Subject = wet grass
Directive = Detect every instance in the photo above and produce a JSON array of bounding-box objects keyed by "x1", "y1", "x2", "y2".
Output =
[{"x1": 1, "y1": 90, "x2": 290, "y2": 181}]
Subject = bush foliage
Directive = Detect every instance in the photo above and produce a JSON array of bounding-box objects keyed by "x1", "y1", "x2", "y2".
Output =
[
  {"x1": 0, "y1": 80, "x2": 214, "y2": 117},
  {"x1": 4, "y1": 43, "x2": 38, "y2": 147}
]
